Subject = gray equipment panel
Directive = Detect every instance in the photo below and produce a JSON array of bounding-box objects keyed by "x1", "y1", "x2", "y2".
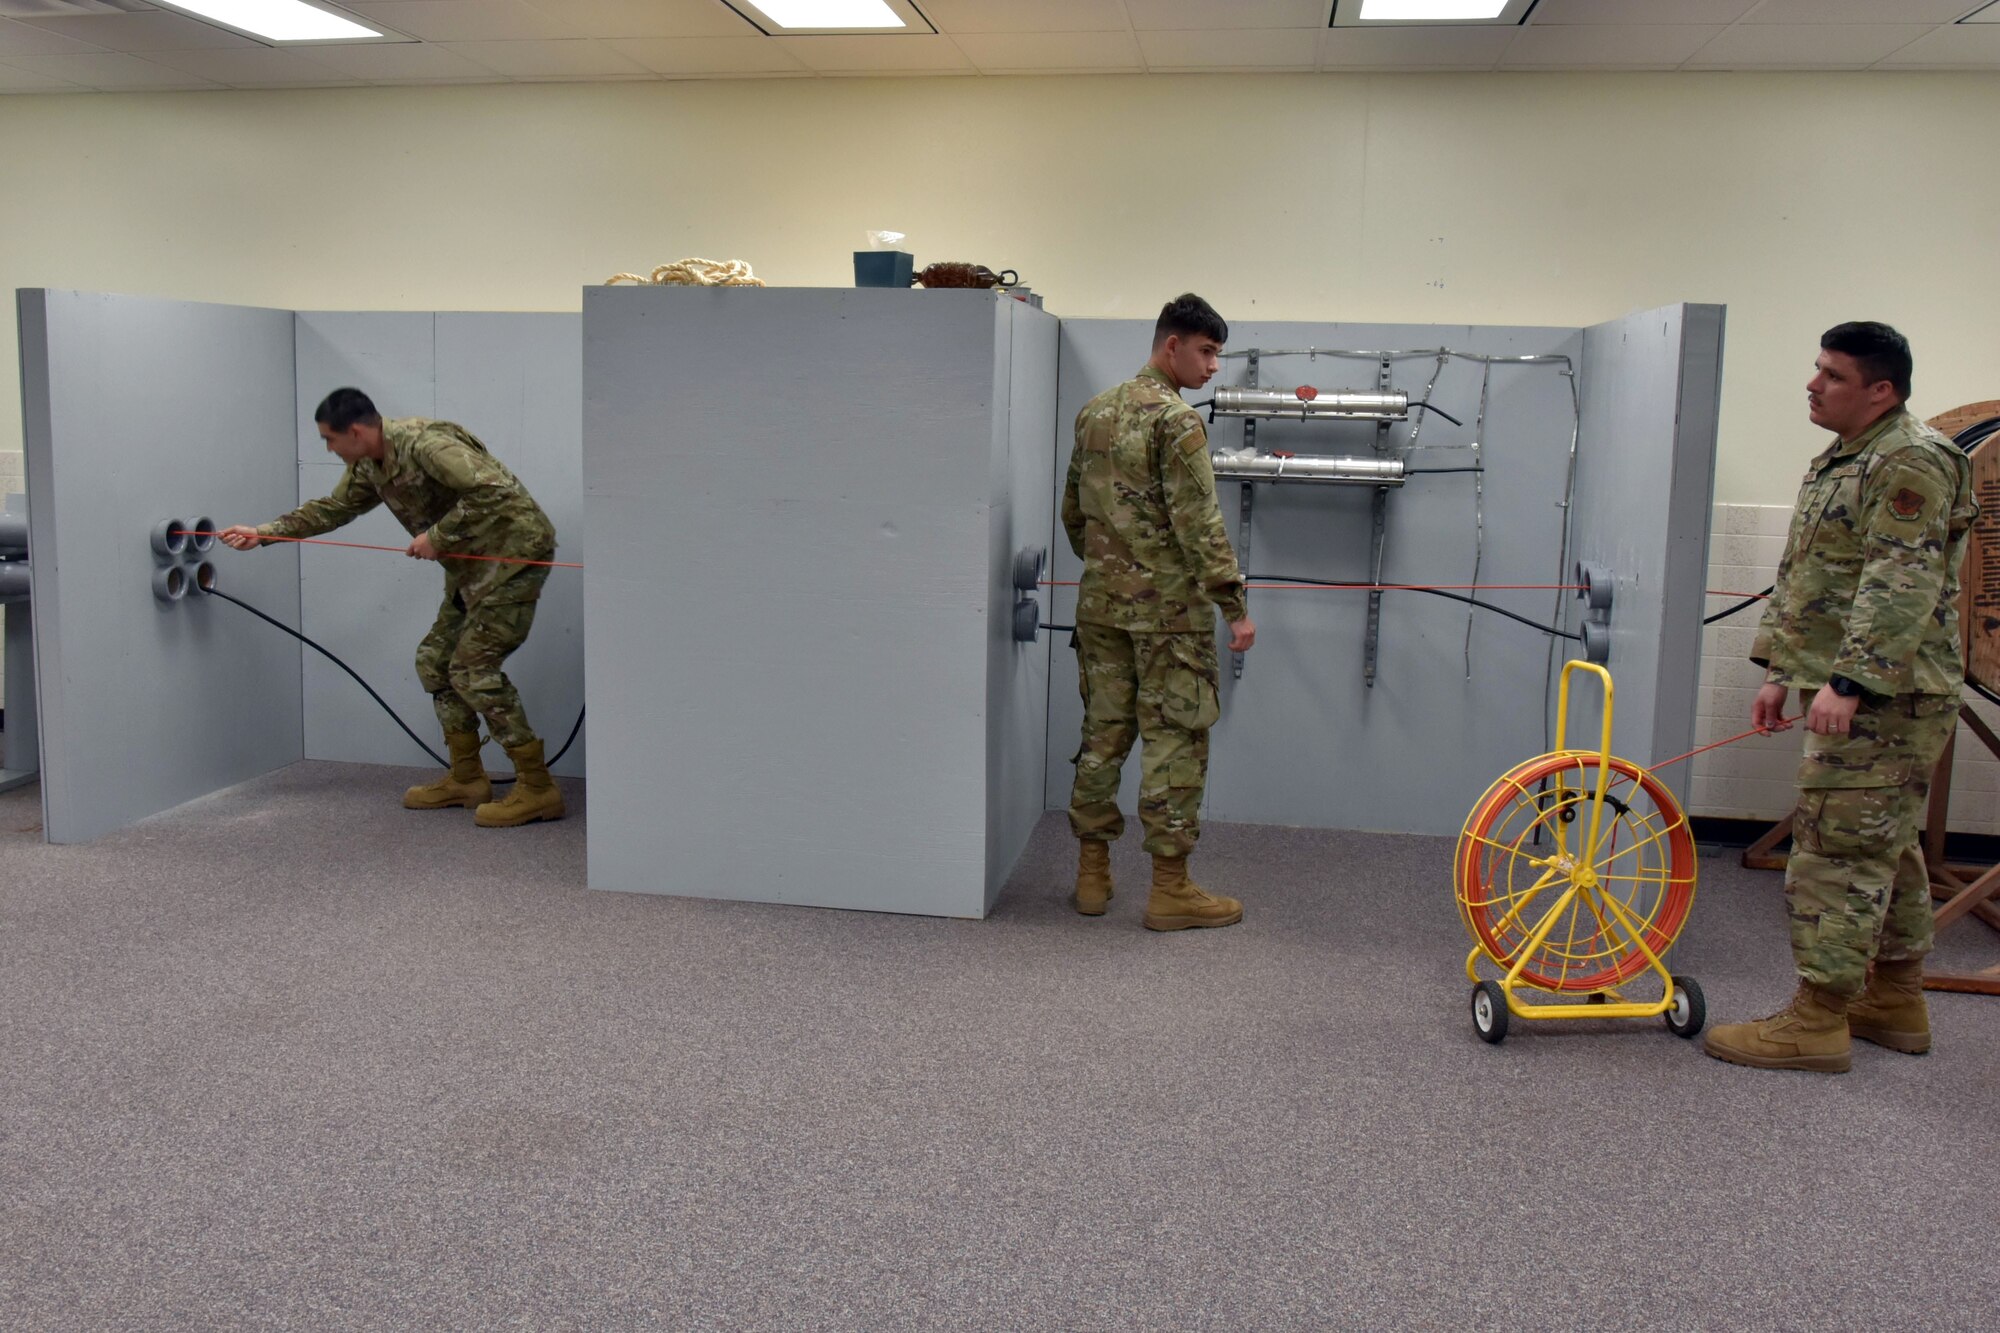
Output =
[
  {"x1": 18, "y1": 290, "x2": 304, "y2": 844},
  {"x1": 292, "y1": 313, "x2": 585, "y2": 778},
  {"x1": 583, "y1": 287, "x2": 1054, "y2": 916}
]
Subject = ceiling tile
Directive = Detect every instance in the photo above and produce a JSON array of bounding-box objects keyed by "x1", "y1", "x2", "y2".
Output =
[
  {"x1": 1966, "y1": 0, "x2": 2000, "y2": 21},
  {"x1": 0, "y1": 50, "x2": 219, "y2": 88},
  {"x1": 300, "y1": 39, "x2": 500, "y2": 81},
  {"x1": 772, "y1": 34, "x2": 974, "y2": 73},
  {"x1": 1526, "y1": 0, "x2": 1758, "y2": 22},
  {"x1": 1318, "y1": 27, "x2": 1511, "y2": 68},
  {"x1": 1501, "y1": 23, "x2": 1724, "y2": 67},
  {"x1": 0, "y1": 60, "x2": 82, "y2": 91},
  {"x1": 136, "y1": 46, "x2": 364, "y2": 85},
  {"x1": 1744, "y1": 0, "x2": 1974, "y2": 21},
  {"x1": 1139, "y1": 27, "x2": 1318, "y2": 69},
  {"x1": 341, "y1": 1, "x2": 567, "y2": 43},
  {"x1": 12, "y1": 11, "x2": 260, "y2": 51},
  {"x1": 608, "y1": 35, "x2": 808, "y2": 75},
  {"x1": 1128, "y1": 0, "x2": 1328, "y2": 29},
  {"x1": 918, "y1": 0, "x2": 1128, "y2": 34},
  {"x1": 0, "y1": 16, "x2": 109, "y2": 56},
  {"x1": 443, "y1": 38, "x2": 650, "y2": 77},
  {"x1": 1874, "y1": 23, "x2": 2000, "y2": 65},
  {"x1": 518, "y1": 0, "x2": 761, "y2": 39},
  {"x1": 954, "y1": 29, "x2": 1142, "y2": 72},
  {"x1": 1686, "y1": 23, "x2": 1935, "y2": 67}
]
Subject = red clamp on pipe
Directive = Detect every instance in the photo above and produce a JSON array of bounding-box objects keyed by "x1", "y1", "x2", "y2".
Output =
[{"x1": 1295, "y1": 385, "x2": 1318, "y2": 401}]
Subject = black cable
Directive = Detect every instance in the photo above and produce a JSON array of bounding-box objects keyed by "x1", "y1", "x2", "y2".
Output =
[
  {"x1": 1248, "y1": 574, "x2": 1581, "y2": 640},
  {"x1": 1969, "y1": 677, "x2": 2000, "y2": 712},
  {"x1": 1404, "y1": 466, "x2": 1485, "y2": 475},
  {"x1": 1953, "y1": 416, "x2": 1999, "y2": 454},
  {"x1": 1704, "y1": 585, "x2": 1774, "y2": 625},
  {"x1": 209, "y1": 588, "x2": 585, "y2": 782},
  {"x1": 1407, "y1": 401, "x2": 1463, "y2": 427},
  {"x1": 1041, "y1": 623, "x2": 1075, "y2": 633}
]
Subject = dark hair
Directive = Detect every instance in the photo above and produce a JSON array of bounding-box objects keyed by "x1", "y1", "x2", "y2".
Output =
[
  {"x1": 1154, "y1": 293, "x2": 1228, "y2": 348},
  {"x1": 1821, "y1": 322, "x2": 1912, "y2": 401},
  {"x1": 314, "y1": 387, "x2": 382, "y2": 432}
]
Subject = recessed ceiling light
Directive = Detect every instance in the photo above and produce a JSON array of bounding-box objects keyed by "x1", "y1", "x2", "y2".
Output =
[
  {"x1": 744, "y1": 0, "x2": 906, "y2": 30},
  {"x1": 1359, "y1": 0, "x2": 1509, "y2": 18},
  {"x1": 150, "y1": 0, "x2": 381, "y2": 43}
]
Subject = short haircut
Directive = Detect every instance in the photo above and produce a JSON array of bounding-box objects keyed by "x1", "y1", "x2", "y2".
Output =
[
  {"x1": 1821, "y1": 322, "x2": 1912, "y2": 401},
  {"x1": 1154, "y1": 293, "x2": 1228, "y2": 348},
  {"x1": 314, "y1": 387, "x2": 382, "y2": 432}
]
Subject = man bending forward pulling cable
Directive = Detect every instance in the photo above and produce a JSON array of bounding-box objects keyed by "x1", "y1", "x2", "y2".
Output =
[
  {"x1": 221, "y1": 388, "x2": 566, "y2": 829},
  {"x1": 1064, "y1": 294, "x2": 1256, "y2": 930}
]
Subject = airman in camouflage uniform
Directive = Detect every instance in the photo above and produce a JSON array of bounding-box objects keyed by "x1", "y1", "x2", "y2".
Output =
[
  {"x1": 1706, "y1": 323, "x2": 1976, "y2": 1072},
  {"x1": 221, "y1": 387, "x2": 565, "y2": 828},
  {"x1": 1063, "y1": 294, "x2": 1255, "y2": 931}
]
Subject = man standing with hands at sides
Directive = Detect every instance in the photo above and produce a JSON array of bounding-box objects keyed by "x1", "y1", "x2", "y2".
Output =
[
  {"x1": 220, "y1": 387, "x2": 566, "y2": 828},
  {"x1": 1063, "y1": 293, "x2": 1256, "y2": 931},
  {"x1": 1706, "y1": 323, "x2": 1976, "y2": 1072}
]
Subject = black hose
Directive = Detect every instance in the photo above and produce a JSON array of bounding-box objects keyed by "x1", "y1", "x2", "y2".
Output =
[
  {"x1": 210, "y1": 588, "x2": 584, "y2": 783},
  {"x1": 1704, "y1": 585, "x2": 1774, "y2": 625},
  {"x1": 1404, "y1": 466, "x2": 1485, "y2": 475},
  {"x1": 1969, "y1": 677, "x2": 2000, "y2": 712},
  {"x1": 1953, "y1": 416, "x2": 1999, "y2": 454},
  {"x1": 1407, "y1": 401, "x2": 1463, "y2": 427},
  {"x1": 1248, "y1": 574, "x2": 1581, "y2": 640}
]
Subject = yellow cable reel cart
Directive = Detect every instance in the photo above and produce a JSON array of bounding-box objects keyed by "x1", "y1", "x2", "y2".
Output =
[{"x1": 1455, "y1": 661, "x2": 1705, "y2": 1044}]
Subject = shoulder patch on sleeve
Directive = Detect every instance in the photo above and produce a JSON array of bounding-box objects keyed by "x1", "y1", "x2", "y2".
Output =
[
  {"x1": 1165, "y1": 408, "x2": 1207, "y2": 454},
  {"x1": 1888, "y1": 487, "x2": 1927, "y2": 521}
]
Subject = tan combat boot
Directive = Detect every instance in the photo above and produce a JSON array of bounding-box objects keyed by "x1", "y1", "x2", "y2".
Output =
[
  {"x1": 1847, "y1": 959, "x2": 1931, "y2": 1055},
  {"x1": 474, "y1": 738, "x2": 567, "y2": 828},
  {"x1": 403, "y1": 730, "x2": 490, "y2": 811},
  {"x1": 1074, "y1": 840, "x2": 1114, "y2": 916},
  {"x1": 1702, "y1": 981, "x2": 1851, "y2": 1073},
  {"x1": 1143, "y1": 855, "x2": 1243, "y2": 932}
]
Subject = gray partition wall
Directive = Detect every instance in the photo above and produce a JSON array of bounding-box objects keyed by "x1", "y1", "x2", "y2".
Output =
[
  {"x1": 292, "y1": 312, "x2": 586, "y2": 779},
  {"x1": 1045, "y1": 312, "x2": 1720, "y2": 838},
  {"x1": 18, "y1": 290, "x2": 305, "y2": 844},
  {"x1": 1570, "y1": 304, "x2": 1727, "y2": 804},
  {"x1": 583, "y1": 287, "x2": 1057, "y2": 916}
]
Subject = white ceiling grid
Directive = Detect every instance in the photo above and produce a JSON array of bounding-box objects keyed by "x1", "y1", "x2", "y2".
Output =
[{"x1": 1, "y1": 0, "x2": 1996, "y2": 92}]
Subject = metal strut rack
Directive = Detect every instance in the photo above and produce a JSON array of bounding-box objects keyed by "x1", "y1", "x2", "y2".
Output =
[
  {"x1": 1211, "y1": 345, "x2": 1581, "y2": 689},
  {"x1": 1215, "y1": 347, "x2": 1409, "y2": 685}
]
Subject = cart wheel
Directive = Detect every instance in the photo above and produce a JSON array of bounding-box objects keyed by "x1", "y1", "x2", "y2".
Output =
[
  {"x1": 1471, "y1": 982, "x2": 1509, "y2": 1045},
  {"x1": 1664, "y1": 975, "x2": 1706, "y2": 1038}
]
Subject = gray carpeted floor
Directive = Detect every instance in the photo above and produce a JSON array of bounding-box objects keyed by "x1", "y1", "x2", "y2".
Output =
[{"x1": 2, "y1": 763, "x2": 1995, "y2": 1330}]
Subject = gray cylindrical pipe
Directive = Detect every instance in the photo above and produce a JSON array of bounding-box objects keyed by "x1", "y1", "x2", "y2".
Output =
[
  {"x1": 151, "y1": 518, "x2": 189, "y2": 560},
  {"x1": 1212, "y1": 386, "x2": 1409, "y2": 422},
  {"x1": 0, "y1": 560, "x2": 28, "y2": 602},
  {"x1": 189, "y1": 517, "x2": 217, "y2": 554},
  {"x1": 0, "y1": 512, "x2": 26, "y2": 553},
  {"x1": 153, "y1": 565, "x2": 187, "y2": 603},
  {"x1": 190, "y1": 562, "x2": 218, "y2": 596},
  {"x1": 1209, "y1": 453, "x2": 1406, "y2": 487}
]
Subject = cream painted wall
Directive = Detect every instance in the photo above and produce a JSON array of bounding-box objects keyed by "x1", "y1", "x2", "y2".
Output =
[
  {"x1": 0, "y1": 70, "x2": 1995, "y2": 510},
  {"x1": 3, "y1": 70, "x2": 1997, "y2": 767}
]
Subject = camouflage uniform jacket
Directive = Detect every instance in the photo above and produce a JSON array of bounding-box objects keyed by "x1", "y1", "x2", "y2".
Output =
[
  {"x1": 1063, "y1": 366, "x2": 1248, "y2": 632},
  {"x1": 261, "y1": 417, "x2": 557, "y2": 608},
  {"x1": 1752, "y1": 407, "x2": 1976, "y2": 698}
]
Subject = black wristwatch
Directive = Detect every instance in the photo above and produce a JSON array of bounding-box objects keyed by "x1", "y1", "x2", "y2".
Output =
[{"x1": 1828, "y1": 674, "x2": 1864, "y2": 698}]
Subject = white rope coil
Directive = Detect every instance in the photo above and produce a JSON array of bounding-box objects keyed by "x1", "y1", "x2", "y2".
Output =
[{"x1": 604, "y1": 258, "x2": 765, "y2": 288}]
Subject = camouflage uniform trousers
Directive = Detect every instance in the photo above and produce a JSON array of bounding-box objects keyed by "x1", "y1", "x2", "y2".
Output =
[
  {"x1": 414, "y1": 565, "x2": 550, "y2": 750},
  {"x1": 1787, "y1": 690, "x2": 1958, "y2": 998},
  {"x1": 1068, "y1": 623, "x2": 1222, "y2": 858}
]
